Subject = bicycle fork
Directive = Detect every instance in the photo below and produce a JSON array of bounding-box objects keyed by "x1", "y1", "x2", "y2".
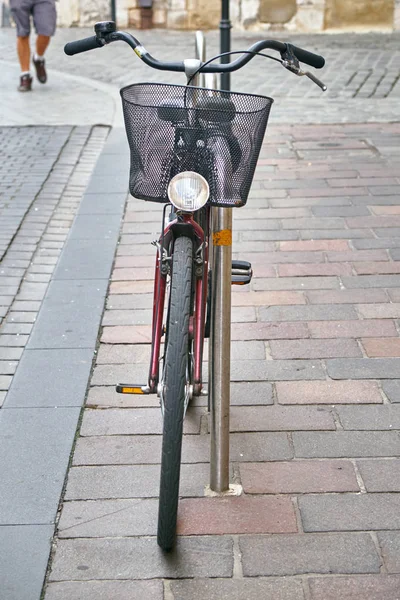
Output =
[{"x1": 117, "y1": 211, "x2": 208, "y2": 398}]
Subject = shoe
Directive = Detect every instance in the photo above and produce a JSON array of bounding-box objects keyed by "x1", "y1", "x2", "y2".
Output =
[
  {"x1": 18, "y1": 74, "x2": 33, "y2": 92},
  {"x1": 33, "y1": 57, "x2": 47, "y2": 83}
]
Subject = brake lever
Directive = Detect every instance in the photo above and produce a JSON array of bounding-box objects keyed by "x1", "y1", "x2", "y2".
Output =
[
  {"x1": 302, "y1": 70, "x2": 327, "y2": 92},
  {"x1": 282, "y1": 59, "x2": 327, "y2": 92}
]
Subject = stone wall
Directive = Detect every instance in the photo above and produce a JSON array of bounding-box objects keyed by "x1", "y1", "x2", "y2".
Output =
[
  {"x1": 55, "y1": 0, "x2": 399, "y2": 31},
  {"x1": 259, "y1": 0, "x2": 297, "y2": 25},
  {"x1": 324, "y1": 0, "x2": 394, "y2": 29}
]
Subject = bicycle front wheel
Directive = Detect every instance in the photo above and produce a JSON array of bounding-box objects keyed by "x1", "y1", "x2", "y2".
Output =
[{"x1": 157, "y1": 234, "x2": 193, "y2": 551}]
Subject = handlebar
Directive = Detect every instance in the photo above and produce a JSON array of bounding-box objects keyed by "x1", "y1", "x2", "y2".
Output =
[
  {"x1": 64, "y1": 22, "x2": 325, "y2": 73},
  {"x1": 288, "y1": 44, "x2": 325, "y2": 70},
  {"x1": 64, "y1": 35, "x2": 103, "y2": 55}
]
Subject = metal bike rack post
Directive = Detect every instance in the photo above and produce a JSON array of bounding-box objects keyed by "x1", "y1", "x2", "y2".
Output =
[
  {"x1": 209, "y1": 206, "x2": 232, "y2": 492},
  {"x1": 210, "y1": 0, "x2": 234, "y2": 493},
  {"x1": 194, "y1": 27, "x2": 232, "y2": 493},
  {"x1": 194, "y1": 31, "x2": 206, "y2": 88}
]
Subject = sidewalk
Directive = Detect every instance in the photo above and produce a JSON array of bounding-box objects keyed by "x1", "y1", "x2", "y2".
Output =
[
  {"x1": 44, "y1": 121, "x2": 400, "y2": 600},
  {"x1": 1, "y1": 26, "x2": 400, "y2": 600}
]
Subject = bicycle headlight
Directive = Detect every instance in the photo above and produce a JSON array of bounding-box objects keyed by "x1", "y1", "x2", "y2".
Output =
[{"x1": 167, "y1": 171, "x2": 210, "y2": 212}]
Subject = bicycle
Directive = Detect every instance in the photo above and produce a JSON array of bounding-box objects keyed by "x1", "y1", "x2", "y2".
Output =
[{"x1": 64, "y1": 22, "x2": 326, "y2": 551}]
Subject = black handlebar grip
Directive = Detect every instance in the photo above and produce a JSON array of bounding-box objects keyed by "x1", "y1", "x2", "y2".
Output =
[
  {"x1": 290, "y1": 44, "x2": 325, "y2": 69},
  {"x1": 64, "y1": 36, "x2": 103, "y2": 56}
]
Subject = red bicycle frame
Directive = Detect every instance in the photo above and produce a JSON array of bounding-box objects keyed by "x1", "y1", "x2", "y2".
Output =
[{"x1": 148, "y1": 210, "x2": 209, "y2": 396}]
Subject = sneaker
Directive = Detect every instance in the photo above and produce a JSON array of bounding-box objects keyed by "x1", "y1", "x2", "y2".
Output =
[
  {"x1": 33, "y1": 57, "x2": 47, "y2": 84},
  {"x1": 18, "y1": 74, "x2": 33, "y2": 92}
]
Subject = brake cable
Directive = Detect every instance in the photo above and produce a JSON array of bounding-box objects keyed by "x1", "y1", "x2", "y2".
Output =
[
  {"x1": 186, "y1": 48, "x2": 327, "y2": 91},
  {"x1": 186, "y1": 50, "x2": 283, "y2": 86}
]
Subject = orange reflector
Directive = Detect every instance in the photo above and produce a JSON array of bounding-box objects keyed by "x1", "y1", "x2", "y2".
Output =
[
  {"x1": 213, "y1": 229, "x2": 232, "y2": 246},
  {"x1": 121, "y1": 386, "x2": 144, "y2": 394}
]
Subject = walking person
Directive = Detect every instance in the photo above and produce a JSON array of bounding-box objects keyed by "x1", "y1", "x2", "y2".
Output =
[{"x1": 10, "y1": 0, "x2": 57, "y2": 92}]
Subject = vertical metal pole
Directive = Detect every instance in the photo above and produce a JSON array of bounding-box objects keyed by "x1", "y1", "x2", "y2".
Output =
[
  {"x1": 220, "y1": 0, "x2": 231, "y2": 91},
  {"x1": 111, "y1": 0, "x2": 117, "y2": 25},
  {"x1": 194, "y1": 31, "x2": 206, "y2": 88},
  {"x1": 209, "y1": 0, "x2": 232, "y2": 493},
  {"x1": 209, "y1": 208, "x2": 232, "y2": 492}
]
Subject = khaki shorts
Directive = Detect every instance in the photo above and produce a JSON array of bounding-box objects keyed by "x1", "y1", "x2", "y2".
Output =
[{"x1": 10, "y1": 0, "x2": 57, "y2": 37}]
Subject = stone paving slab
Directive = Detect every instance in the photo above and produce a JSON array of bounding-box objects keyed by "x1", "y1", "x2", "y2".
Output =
[
  {"x1": 229, "y1": 405, "x2": 335, "y2": 431},
  {"x1": 170, "y1": 578, "x2": 306, "y2": 600},
  {"x1": 336, "y1": 405, "x2": 400, "y2": 429},
  {"x1": 26, "y1": 279, "x2": 109, "y2": 350},
  {"x1": 357, "y1": 459, "x2": 400, "y2": 491},
  {"x1": 0, "y1": 406, "x2": 81, "y2": 524},
  {"x1": 276, "y1": 379, "x2": 383, "y2": 404},
  {"x1": 299, "y1": 493, "x2": 400, "y2": 531},
  {"x1": 308, "y1": 575, "x2": 400, "y2": 600},
  {"x1": 53, "y1": 237, "x2": 119, "y2": 280},
  {"x1": 57, "y1": 498, "x2": 160, "y2": 538},
  {"x1": 49, "y1": 536, "x2": 234, "y2": 581},
  {"x1": 239, "y1": 460, "x2": 359, "y2": 494},
  {"x1": 326, "y1": 358, "x2": 400, "y2": 379},
  {"x1": 4, "y1": 348, "x2": 93, "y2": 407},
  {"x1": 0, "y1": 525, "x2": 54, "y2": 600},
  {"x1": 45, "y1": 580, "x2": 164, "y2": 600},
  {"x1": 377, "y1": 532, "x2": 400, "y2": 573},
  {"x1": 293, "y1": 431, "x2": 400, "y2": 458},
  {"x1": 239, "y1": 533, "x2": 381, "y2": 576},
  {"x1": 78, "y1": 192, "x2": 127, "y2": 216},
  {"x1": 382, "y1": 379, "x2": 400, "y2": 401},
  {"x1": 177, "y1": 495, "x2": 298, "y2": 535}
]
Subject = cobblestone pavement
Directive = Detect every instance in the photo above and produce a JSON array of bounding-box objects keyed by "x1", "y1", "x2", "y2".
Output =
[
  {"x1": 0, "y1": 125, "x2": 109, "y2": 375},
  {"x1": 0, "y1": 28, "x2": 400, "y2": 124},
  {"x1": 0, "y1": 126, "x2": 70, "y2": 261},
  {"x1": 42, "y1": 122, "x2": 400, "y2": 599}
]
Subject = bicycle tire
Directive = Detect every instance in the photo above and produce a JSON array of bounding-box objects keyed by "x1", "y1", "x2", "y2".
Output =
[{"x1": 157, "y1": 234, "x2": 193, "y2": 551}]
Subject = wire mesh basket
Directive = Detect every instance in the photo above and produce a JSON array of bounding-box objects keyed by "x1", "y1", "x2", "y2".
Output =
[{"x1": 120, "y1": 82, "x2": 274, "y2": 208}]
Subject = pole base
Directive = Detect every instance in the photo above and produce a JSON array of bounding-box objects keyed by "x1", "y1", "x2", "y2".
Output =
[{"x1": 204, "y1": 483, "x2": 243, "y2": 497}]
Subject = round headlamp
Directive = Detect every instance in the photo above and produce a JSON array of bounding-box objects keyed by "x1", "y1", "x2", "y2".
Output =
[{"x1": 167, "y1": 171, "x2": 210, "y2": 212}]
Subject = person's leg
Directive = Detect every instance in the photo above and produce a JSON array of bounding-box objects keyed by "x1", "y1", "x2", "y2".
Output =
[
  {"x1": 36, "y1": 34, "x2": 50, "y2": 57},
  {"x1": 9, "y1": 0, "x2": 33, "y2": 90},
  {"x1": 32, "y1": 0, "x2": 56, "y2": 83},
  {"x1": 17, "y1": 36, "x2": 31, "y2": 72}
]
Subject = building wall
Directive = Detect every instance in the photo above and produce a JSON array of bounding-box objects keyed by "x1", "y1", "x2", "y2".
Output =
[
  {"x1": 56, "y1": 0, "x2": 399, "y2": 31},
  {"x1": 57, "y1": 0, "x2": 111, "y2": 27},
  {"x1": 324, "y1": 0, "x2": 394, "y2": 29}
]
